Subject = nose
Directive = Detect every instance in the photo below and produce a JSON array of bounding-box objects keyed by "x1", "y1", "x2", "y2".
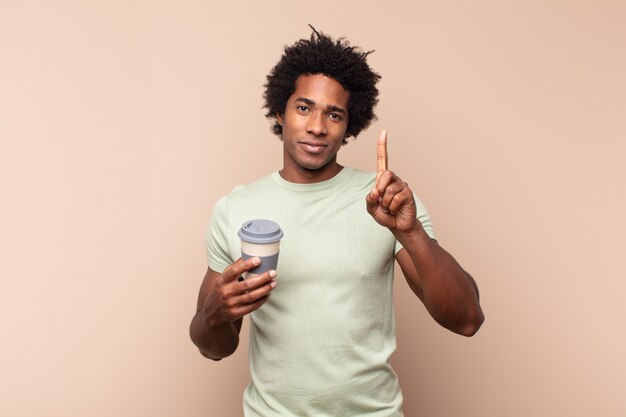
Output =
[{"x1": 305, "y1": 112, "x2": 327, "y2": 136}]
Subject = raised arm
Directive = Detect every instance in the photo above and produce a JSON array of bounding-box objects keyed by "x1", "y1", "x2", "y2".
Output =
[
  {"x1": 365, "y1": 130, "x2": 484, "y2": 336},
  {"x1": 189, "y1": 258, "x2": 277, "y2": 360}
]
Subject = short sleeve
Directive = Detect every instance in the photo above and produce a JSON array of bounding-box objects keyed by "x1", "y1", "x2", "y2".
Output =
[
  {"x1": 206, "y1": 196, "x2": 235, "y2": 273},
  {"x1": 394, "y1": 194, "x2": 436, "y2": 254}
]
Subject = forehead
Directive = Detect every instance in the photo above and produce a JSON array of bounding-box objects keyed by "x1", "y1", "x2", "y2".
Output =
[{"x1": 291, "y1": 74, "x2": 350, "y2": 108}]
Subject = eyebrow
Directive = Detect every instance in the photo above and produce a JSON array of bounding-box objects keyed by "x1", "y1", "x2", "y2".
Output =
[{"x1": 295, "y1": 97, "x2": 347, "y2": 115}]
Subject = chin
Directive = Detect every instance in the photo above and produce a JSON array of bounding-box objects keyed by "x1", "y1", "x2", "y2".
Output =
[
  {"x1": 294, "y1": 156, "x2": 325, "y2": 171},
  {"x1": 297, "y1": 163, "x2": 324, "y2": 172},
  {"x1": 302, "y1": 157, "x2": 334, "y2": 171}
]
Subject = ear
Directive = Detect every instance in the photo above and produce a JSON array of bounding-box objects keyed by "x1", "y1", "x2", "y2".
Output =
[{"x1": 276, "y1": 113, "x2": 283, "y2": 126}]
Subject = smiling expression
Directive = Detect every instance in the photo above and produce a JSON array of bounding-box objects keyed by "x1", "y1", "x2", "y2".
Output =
[{"x1": 277, "y1": 74, "x2": 350, "y2": 183}]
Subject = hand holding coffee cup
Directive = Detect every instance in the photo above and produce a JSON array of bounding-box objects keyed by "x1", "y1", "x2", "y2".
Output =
[{"x1": 238, "y1": 219, "x2": 284, "y2": 280}]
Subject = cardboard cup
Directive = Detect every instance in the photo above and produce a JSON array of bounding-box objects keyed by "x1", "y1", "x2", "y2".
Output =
[{"x1": 238, "y1": 219, "x2": 283, "y2": 279}]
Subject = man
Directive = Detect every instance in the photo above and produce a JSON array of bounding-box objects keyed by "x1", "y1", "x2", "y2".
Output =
[{"x1": 190, "y1": 27, "x2": 484, "y2": 417}]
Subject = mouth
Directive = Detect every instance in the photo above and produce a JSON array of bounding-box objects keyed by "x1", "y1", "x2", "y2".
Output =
[{"x1": 298, "y1": 141, "x2": 328, "y2": 154}]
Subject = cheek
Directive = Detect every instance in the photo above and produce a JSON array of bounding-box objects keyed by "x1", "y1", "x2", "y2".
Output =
[{"x1": 281, "y1": 114, "x2": 298, "y2": 133}]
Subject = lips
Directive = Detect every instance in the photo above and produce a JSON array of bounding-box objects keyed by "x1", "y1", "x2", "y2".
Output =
[{"x1": 299, "y1": 141, "x2": 327, "y2": 154}]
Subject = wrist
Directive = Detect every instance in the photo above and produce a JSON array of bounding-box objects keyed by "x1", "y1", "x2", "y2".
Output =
[{"x1": 393, "y1": 222, "x2": 430, "y2": 248}]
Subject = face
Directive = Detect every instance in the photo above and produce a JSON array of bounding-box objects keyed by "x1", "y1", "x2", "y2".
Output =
[{"x1": 277, "y1": 74, "x2": 350, "y2": 183}]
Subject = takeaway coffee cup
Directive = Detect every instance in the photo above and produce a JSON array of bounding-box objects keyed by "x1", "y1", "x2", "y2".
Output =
[{"x1": 238, "y1": 219, "x2": 284, "y2": 280}]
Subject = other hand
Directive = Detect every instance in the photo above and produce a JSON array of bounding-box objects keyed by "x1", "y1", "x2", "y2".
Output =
[{"x1": 200, "y1": 257, "x2": 277, "y2": 326}]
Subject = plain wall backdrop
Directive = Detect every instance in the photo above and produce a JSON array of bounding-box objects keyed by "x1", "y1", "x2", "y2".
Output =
[{"x1": 1, "y1": 1, "x2": 625, "y2": 416}]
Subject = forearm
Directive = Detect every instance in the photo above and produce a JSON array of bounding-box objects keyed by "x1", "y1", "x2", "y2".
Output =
[
  {"x1": 189, "y1": 312, "x2": 240, "y2": 360},
  {"x1": 396, "y1": 225, "x2": 484, "y2": 336}
]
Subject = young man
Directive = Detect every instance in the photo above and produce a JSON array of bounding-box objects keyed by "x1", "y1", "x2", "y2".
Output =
[{"x1": 190, "y1": 28, "x2": 484, "y2": 416}]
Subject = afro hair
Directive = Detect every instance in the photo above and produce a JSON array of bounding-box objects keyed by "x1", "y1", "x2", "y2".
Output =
[{"x1": 263, "y1": 26, "x2": 381, "y2": 144}]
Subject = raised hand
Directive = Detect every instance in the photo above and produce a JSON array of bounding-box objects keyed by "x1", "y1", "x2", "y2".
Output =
[{"x1": 366, "y1": 130, "x2": 417, "y2": 233}]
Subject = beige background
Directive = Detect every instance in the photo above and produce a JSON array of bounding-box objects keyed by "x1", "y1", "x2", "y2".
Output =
[{"x1": 1, "y1": 1, "x2": 625, "y2": 416}]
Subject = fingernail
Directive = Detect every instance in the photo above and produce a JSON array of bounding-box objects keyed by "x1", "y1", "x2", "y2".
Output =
[
  {"x1": 270, "y1": 281, "x2": 277, "y2": 288},
  {"x1": 269, "y1": 270, "x2": 277, "y2": 278},
  {"x1": 252, "y1": 257, "x2": 261, "y2": 265}
]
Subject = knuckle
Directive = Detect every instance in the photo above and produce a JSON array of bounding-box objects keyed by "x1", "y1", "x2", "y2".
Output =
[
  {"x1": 219, "y1": 295, "x2": 230, "y2": 307},
  {"x1": 217, "y1": 287, "x2": 231, "y2": 303},
  {"x1": 240, "y1": 283, "x2": 252, "y2": 294},
  {"x1": 225, "y1": 295, "x2": 239, "y2": 307},
  {"x1": 223, "y1": 265, "x2": 236, "y2": 279},
  {"x1": 243, "y1": 292, "x2": 255, "y2": 304}
]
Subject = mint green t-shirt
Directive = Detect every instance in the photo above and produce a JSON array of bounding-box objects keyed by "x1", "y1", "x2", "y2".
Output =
[{"x1": 207, "y1": 167, "x2": 435, "y2": 417}]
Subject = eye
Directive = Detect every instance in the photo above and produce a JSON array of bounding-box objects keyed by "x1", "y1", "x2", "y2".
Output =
[
  {"x1": 329, "y1": 112, "x2": 343, "y2": 121},
  {"x1": 297, "y1": 105, "x2": 309, "y2": 113}
]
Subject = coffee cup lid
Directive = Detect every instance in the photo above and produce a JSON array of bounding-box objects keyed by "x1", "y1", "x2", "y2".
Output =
[{"x1": 238, "y1": 219, "x2": 284, "y2": 244}]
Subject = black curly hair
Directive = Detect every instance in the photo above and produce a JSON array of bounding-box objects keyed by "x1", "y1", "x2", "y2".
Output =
[{"x1": 263, "y1": 26, "x2": 381, "y2": 144}]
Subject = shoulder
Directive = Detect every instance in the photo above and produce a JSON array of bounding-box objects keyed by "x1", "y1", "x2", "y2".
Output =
[
  {"x1": 220, "y1": 172, "x2": 276, "y2": 201},
  {"x1": 342, "y1": 167, "x2": 376, "y2": 190}
]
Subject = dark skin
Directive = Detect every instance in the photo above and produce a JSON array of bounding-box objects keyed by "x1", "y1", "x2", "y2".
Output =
[
  {"x1": 190, "y1": 74, "x2": 484, "y2": 360},
  {"x1": 189, "y1": 257, "x2": 276, "y2": 360},
  {"x1": 367, "y1": 130, "x2": 484, "y2": 336}
]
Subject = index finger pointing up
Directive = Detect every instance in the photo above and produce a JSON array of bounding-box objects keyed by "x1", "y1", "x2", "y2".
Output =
[{"x1": 377, "y1": 129, "x2": 388, "y2": 175}]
